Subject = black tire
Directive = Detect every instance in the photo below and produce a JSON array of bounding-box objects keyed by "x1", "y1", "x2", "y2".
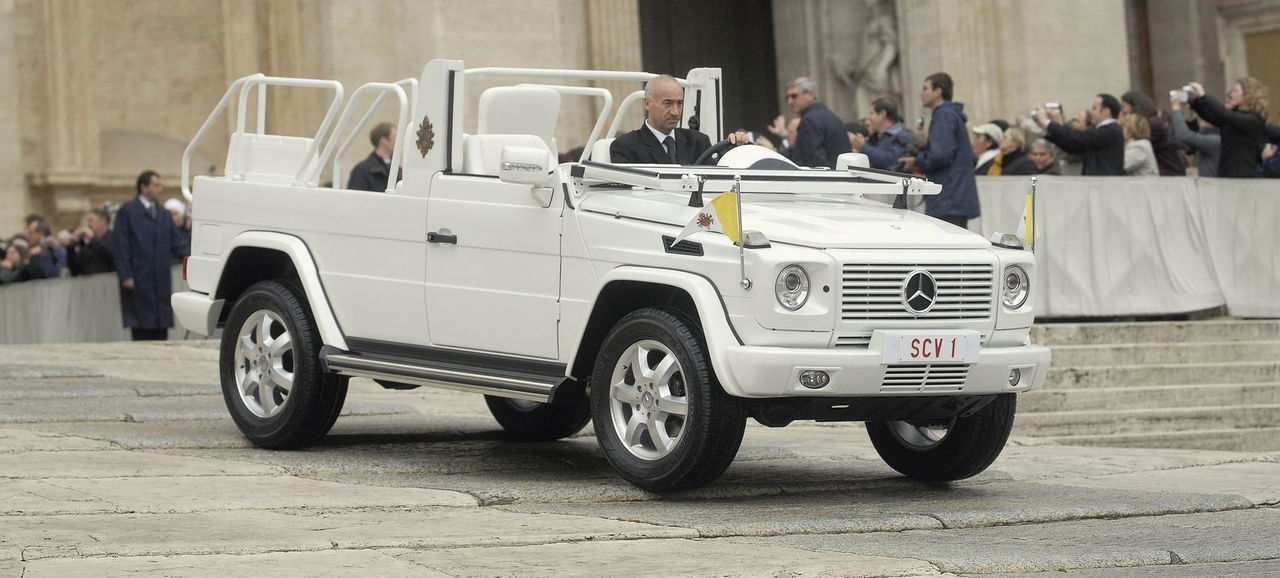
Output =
[
  {"x1": 865, "y1": 393, "x2": 1017, "y2": 482},
  {"x1": 219, "y1": 280, "x2": 348, "y2": 449},
  {"x1": 484, "y1": 387, "x2": 591, "y2": 441},
  {"x1": 590, "y1": 307, "x2": 746, "y2": 492}
]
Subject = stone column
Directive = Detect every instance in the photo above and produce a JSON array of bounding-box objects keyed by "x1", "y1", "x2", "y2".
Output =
[
  {"x1": 896, "y1": 0, "x2": 1131, "y2": 130},
  {"x1": 1146, "y1": 0, "x2": 1225, "y2": 104},
  {"x1": 258, "y1": 0, "x2": 310, "y2": 137},
  {"x1": 39, "y1": 0, "x2": 100, "y2": 219},
  {"x1": 585, "y1": 0, "x2": 642, "y2": 138},
  {"x1": 0, "y1": 0, "x2": 26, "y2": 232}
]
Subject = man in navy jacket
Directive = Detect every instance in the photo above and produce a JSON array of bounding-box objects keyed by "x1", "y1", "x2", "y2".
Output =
[
  {"x1": 113, "y1": 171, "x2": 191, "y2": 340},
  {"x1": 905, "y1": 72, "x2": 980, "y2": 229},
  {"x1": 779, "y1": 77, "x2": 851, "y2": 168}
]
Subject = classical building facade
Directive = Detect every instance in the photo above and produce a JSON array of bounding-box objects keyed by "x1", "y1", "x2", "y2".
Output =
[{"x1": 1, "y1": 0, "x2": 1276, "y2": 233}]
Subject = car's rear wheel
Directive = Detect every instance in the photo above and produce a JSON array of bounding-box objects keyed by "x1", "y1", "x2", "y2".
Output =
[
  {"x1": 220, "y1": 280, "x2": 347, "y2": 448},
  {"x1": 865, "y1": 393, "x2": 1016, "y2": 482},
  {"x1": 484, "y1": 387, "x2": 591, "y2": 441},
  {"x1": 591, "y1": 308, "x2": 745, "y2": 492}
]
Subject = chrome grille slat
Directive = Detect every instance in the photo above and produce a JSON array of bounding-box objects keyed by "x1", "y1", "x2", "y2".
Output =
[
  {"x1": 879, "y1": 363, "x2": 971, "y2": 393},
  {"x1": 841, "y1": 263, "x2": 994, "y2": 321}
]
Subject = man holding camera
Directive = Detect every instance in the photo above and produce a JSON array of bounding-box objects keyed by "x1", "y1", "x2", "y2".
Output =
[
  {"x1": 1034, "y1": 95, "x2": 1125, "y2": 176},
  {"x1": 850, "y1": 97, "x2": 917, "y2": 171}
]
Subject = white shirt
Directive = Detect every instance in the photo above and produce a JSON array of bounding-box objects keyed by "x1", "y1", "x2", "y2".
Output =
[
  {"x1": 139, "y1": 196, "x2": 155, "y2": 212},
  {"x1": 645, "y1": 122, "x2": 676, "y2": 155}
]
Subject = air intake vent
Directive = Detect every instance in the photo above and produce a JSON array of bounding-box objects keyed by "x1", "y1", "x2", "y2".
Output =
[
  {"x1": 662, "y1": 235, "x2": 703, "y2": 256},
  {"x1": 833, "y1": 334, "x2": 872, "y2": 348},
  {"x1": 842, "y1": 263, "x2": 993, "y2": 321},
  {"x1": 880, "y1": 363, "x2": 969, "y2": 394}
]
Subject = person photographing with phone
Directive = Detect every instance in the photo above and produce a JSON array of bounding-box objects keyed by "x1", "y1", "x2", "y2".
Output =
[
  {"x1": 1033, "y1": 94, "x2": 1125, "y2": 176},
  {"x1": 1183, "y1": 78, "x2": 1269, "y2": 178}
]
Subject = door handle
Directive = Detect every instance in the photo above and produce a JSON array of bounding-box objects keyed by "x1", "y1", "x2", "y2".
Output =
[{"x1": 427, "y1": 231, "x2": 457, "y2": 244}]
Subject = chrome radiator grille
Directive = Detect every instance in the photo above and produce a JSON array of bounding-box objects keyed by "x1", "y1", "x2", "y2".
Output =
[
  {"x1": 841, "y1": 263, "x2": 994, "y2": 321},
  {"x1": 880, "y1": 363, "x2": 969, "y2": 393}
]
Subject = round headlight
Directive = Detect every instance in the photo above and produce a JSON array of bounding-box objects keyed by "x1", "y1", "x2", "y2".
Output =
[
  {"x1": 775, "y1": 265, "x2": 810, "y2": 311},
  {"x1": 1002, "y1": 265, "x2": 1030, "y2": 309}
]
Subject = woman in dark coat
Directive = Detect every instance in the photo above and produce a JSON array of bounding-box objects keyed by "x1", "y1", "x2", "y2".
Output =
[{"x1": 1188, "y1": 78, "x2": 1269, "y2": 178}]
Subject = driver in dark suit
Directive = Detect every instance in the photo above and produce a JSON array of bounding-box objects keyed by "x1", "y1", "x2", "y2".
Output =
[{"x1": 610, "y1": 75, "x2": 747, "y2": 164}]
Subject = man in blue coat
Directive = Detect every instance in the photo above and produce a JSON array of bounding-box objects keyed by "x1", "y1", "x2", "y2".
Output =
[
  {"x1": 904, "y1": 72, "x2": 980, "y2": 229},
  {"x1": 779, "y1": 77, "x2": 851, "y2": 168},
  {"x1": 113, "y1": 171, "x2": 190, "y2": 340}
]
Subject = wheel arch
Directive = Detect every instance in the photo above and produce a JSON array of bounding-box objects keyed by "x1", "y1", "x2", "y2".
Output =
[
  {"x1": 567, "y1": 267, "x2": 744, "y2": 396},
  {"x1": 215, "y1": 232, "x2": 347, "y2": 350}
]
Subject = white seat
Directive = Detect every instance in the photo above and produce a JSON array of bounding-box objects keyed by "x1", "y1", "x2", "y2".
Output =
[
  {"x1": 478, "y1": 87, "x2": 560, "y2": 152},
  {"x1": 591, "y1": 138, "x2": 615, "y2": 163},
  {"x1": 463, "y1": 134, "x2": 554, "y2": 176},
  {"x1": 226, "y1": 133, "x2": 317, "y2": 185}
]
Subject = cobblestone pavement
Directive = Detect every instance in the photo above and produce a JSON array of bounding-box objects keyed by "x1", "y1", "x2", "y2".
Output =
[{"x1": 1, "y1": 341, "x2": 1278, "y2": 577}]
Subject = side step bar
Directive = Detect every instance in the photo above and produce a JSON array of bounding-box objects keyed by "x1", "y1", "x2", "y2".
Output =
[{"x1": 321, "y1": 348, "x2": 562, "y2": 403}]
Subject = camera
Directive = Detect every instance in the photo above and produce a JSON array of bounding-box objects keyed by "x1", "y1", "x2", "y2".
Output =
[
  {"x1": 1044, "y1": 102, "x2": 1062, "y2": 111},
  {"x1": 1170, "y1": 89, "x2": 1188, "y2": 103}
]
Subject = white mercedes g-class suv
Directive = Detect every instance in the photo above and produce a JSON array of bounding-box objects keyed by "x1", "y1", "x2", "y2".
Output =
[{"x1": 173, "y1": 60, "x2": 1050, "y2": 491}]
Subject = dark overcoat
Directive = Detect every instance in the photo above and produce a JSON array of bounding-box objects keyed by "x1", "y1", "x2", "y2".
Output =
[{"x1": 112, "y1": 196, "x2": 190, "y2": 329}]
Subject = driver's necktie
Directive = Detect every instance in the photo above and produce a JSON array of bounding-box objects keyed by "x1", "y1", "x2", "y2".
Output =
[{"x1": 663, "y1": 136, "x2": 678, "y2": 164}]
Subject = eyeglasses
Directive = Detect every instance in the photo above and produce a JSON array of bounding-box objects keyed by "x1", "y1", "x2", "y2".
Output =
[{"x1": 785, "y1": 93, "x2": 801, "y2": 100}]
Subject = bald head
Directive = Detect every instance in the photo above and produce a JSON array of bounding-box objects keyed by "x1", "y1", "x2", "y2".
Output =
[{"x1": 643, "y1": 75, "x2": 685, "y2": 133}]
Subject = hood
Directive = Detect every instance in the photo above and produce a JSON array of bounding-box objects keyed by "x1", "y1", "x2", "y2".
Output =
[
  {"x1": 939, "y1": 101, "x2": 968, "y2": 124},
  {"x1": 579, "y1": 189, "x2": 991, "y2": 249}
]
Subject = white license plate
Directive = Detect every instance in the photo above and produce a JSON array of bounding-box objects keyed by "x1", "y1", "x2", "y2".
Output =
[{"x1": 881, "y1": 334, "x2": 980, "y2": 364}]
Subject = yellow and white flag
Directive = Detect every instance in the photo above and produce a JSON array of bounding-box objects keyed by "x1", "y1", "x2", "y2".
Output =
[
  {"x1": 1020, "y1": 190, "x2": 1035, "y2": 243},
  {"x1": 672, "y1": 191, "x2": 739, "y2": 246}
]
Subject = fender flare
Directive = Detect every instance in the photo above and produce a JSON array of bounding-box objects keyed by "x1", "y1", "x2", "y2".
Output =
[
  {"x1": 222, "y1": 231, "x2": 348, "y2": 350},
  {"x1": 565, "y1": 266, "x2": 748, "y2": 397}
]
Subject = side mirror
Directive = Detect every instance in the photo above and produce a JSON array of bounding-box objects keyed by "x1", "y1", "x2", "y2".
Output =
[
  {"x1": 836, "y1": 152, "x2": 870, "y2": 170},
  {"x1": 498, "y1": 146, "x2": 553, "y2": 186}
]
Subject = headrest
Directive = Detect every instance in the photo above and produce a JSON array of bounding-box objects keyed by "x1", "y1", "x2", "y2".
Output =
[
  {"x1": 478, "y1": 86, "x2": 560, "y2": 151},
  {"x1": 591, "y1": 138, "x2": 615, "y2": 163}
]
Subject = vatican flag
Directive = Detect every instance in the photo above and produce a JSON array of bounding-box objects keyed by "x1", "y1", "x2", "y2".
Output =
[
  {"x1": 672, "y1": 191, "x2": 740, "y2": 246},
  {"x1": 1020, "y1": 190, "x2": 1034, "y2": 243}
]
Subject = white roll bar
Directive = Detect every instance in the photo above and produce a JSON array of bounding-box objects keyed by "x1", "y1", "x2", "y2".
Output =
[
  {"x1": 328, "y1": 78, "x2": 418, "y2": 189},
  {"x1": 181, "y1": 74, "x2": 344, "y2": 200},
  {"x1": 607, "y1": 90, "x2": 645, "y2": 142},
  {"x1": 314, "y1": 82, "x2": 410, "y2": 193}
]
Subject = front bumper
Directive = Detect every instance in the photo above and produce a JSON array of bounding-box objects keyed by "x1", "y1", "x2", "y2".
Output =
[{"x1": 718, "y1": 334, "x2": 1050, "y2": 398}]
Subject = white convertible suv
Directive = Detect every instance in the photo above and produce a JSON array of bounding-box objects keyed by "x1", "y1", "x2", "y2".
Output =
[{"x1": 173, "y1": 61, "x2": 1050, "y2": 491}]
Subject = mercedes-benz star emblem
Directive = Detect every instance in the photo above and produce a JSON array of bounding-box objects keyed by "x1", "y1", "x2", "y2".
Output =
[{"x1": 901, "y1": 270, "x2": 938, "y2": 315}]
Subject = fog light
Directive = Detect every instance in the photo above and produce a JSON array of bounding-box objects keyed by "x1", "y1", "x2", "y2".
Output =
[
  {"x1": 1008, "y1": 368, "x2": 1022, "y2": 386},
  {"x1": 799, "y1": 370, "x2": 830, "y2": 389}
]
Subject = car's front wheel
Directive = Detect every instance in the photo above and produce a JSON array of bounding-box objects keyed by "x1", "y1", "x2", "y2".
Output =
[
  {"x1": 219, "y1": 280, "x2": 347, "y2": 448},
  {"x1": 590, "y1": 308, "x2": 745, "y2": 492},
  {"x1": 865, "y1": 393, "x2": 1016, "y2": 482}
]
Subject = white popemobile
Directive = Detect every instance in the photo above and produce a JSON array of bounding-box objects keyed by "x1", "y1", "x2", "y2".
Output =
[{"x1": 172, "y1": 60, "x2": 1050, "y2": 491}]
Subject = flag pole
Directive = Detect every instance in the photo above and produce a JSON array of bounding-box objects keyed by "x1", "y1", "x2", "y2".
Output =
[
  {"x1": 1029, "y1": 176, "x2": 1038, "y2": 254},
  {"x1": 735, "y1": 175, "x2": 750, "y2": 290}
]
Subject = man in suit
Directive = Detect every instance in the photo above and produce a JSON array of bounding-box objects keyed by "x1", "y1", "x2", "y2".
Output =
[
  {"x1": 610, "y1": 75, "x2": 747, "y2": 164},
  {"x1": 1035, "y1": 94, "x2": 1125, "y2": 176},
  {"x1": 769, "y1": 77, "x2": 851, "y2": 168},
  {"x1": 348, "y1": 122, "x2": 396, "y2": 191},
  {"x1": 113, "y1": 170, "x2": 191, "y2": 340}
]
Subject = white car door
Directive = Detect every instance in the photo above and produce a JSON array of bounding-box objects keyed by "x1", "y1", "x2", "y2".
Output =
[{"x1": 424, "y1": 173, "x2": 560, "y2": 359}]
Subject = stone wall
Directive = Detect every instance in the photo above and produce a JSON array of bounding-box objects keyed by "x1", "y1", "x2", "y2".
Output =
[{"x1": 0, "y1": 0, "x2": 639, "y2": 233}]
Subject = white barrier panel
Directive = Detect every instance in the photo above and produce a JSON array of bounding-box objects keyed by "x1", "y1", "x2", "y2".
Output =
[
  {"x1": 1192, "y1": 178, "x2": 1280, "y2": 318},
  {"x1": 0, "y1": 266, "x2": 195, "y2": 344}
]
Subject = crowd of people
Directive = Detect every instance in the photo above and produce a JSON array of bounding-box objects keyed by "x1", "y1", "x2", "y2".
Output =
[
  {"x1": 755, "y1": 75, "x2": 1277, "y2": 181},
  {"x1": 1, "y1": 180, "x2": 191, "y2": 287}
]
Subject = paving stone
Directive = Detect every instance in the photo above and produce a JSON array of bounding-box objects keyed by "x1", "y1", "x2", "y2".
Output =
[
  {"x1": 734, "y1": 509, "x2": 1280, "y2": 574},
  {"x1": 394, "y1": 538, "x2": 943, "y2": 577},
  {"x1": 0, "y1": 450, "x2": 285, "y2": 479},
  {"x1": 22, "y1": 549, "x2": 449, "y2": 578}
]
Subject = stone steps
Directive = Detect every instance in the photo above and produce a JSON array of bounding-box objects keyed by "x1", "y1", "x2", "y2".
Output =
[
  {"x1": 1031, "y1": 320, "x2": 1279, "y2": 346},
  {"x1": 1013, "y1": 404, "x2": 1280, "y2": 437},
  {"x1": 1019, "y1": 382, "x2": 1280, "y2": 413},
  {"x1": 1029, "y1": 428, "x2": 1280, "y2": 452},
  {"x1": 1043, "y1": 361, "x2": 1279, "y2": 389},
  {"x1": 1048, "y1": 341, "x2": 1280, "y2": 367},
  {"x1": 1016, "y1": 320, "x2": 1280, "y2": 451}
]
